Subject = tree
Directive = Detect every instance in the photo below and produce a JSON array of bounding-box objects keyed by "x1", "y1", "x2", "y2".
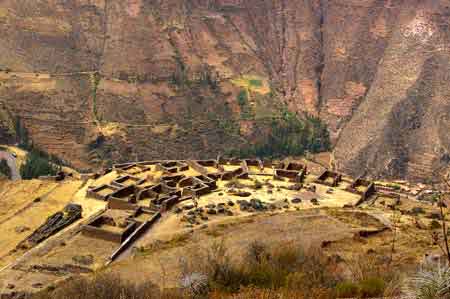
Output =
[
  {"x1": 15, "y1": 116, "x2": 31, "y2": 150},
  {"x1": 228, "y1": 111, "x2": 331, "y2": 159},
  {"x1": 20, "y1": 149, "x2": 60, "y2": 179}
]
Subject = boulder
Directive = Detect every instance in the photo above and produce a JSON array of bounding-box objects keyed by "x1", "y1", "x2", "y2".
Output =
[
  {"x1": 310, "y1": 198, "x2": 319, "y2": 205},
  {"x1": 187, "y1": 216, "x2": 197, "y2": 224},
  {"x1": 306, "y1": 185, "x2": 316, "y2": 192},
  {"x1": 250, "y1": 198, "x2": 266, "y2": 211},
  {"x1": 183, "y1": 204, "x2": 195, "y2": 210},
  {"x1": 207, "y1": 209, "x2": 217, "y2": 215},
  {"x1": 15, "y1": 226, "x2": 30, "y2": 233},
  {"x1": 238, "y1": 200, "x2": 251, "y2": 211},
  {"x1": 291, "y1": 197, "x2": 302, "y2": 204},
  {"x1": 234, "y1": 191, "x2": 252, "y2": 197},
  {"x1": 287, "y1": 184, "x2": 302, "y2": 191}
]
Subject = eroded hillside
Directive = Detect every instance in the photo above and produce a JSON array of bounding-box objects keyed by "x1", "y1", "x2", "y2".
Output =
[{"x1": 0, "y1": 0, "x2": 450, "y2": 180}]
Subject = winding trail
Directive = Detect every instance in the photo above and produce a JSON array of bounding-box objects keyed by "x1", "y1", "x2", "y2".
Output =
[{"x1": 0, "y1": 151, "x2": 21, "y2": 181}]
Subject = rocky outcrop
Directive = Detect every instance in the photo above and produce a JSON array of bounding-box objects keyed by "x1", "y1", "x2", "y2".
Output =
[{"x1": 0, "y1": 0, "x2": 449, "y2": 180}]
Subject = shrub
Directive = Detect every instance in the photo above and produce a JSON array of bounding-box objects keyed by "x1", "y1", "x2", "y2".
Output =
[
  {"x1": 358, "y1": 277, "x2": 386, "y2": 298},
  {"x1": 246, "y1": 241, "x2": 269, "y2": 265},
  {"x1": 237, "y1": 90, "x2": 248, "y2": 108},
  {"x1": 236, "y1": 90, "x2": 253, "y2": 119},
  {"x1": 336, "y1": 278, "x2": 386, "y2": 298},
  {"x1": 336, "y1": 281, "x2": 359, "y2": 298},
  {"x1": 206, "y1": 242, "x2": 336, "y2": 293},
  {"x1": 248, "y1": 79, "x2": 262, "y2": 87},
  {"x1": 403, "y1": 263, "x2": 450, "y2": 299},
  {"x1": 27, "y1": 241, "x2": 401, "y2": 299},
  {"x1": 204, "y1": 241, "x2": 247, "y2": 293},
  {"x1": 30, "y1": 273, "x2": 169, "y2": 299},
  {"x1": 20, "y1": 149, "x2": 61, "y2": 179}
]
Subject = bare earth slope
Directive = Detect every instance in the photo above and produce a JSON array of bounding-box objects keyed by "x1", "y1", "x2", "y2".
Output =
[{"x1": 0, "y1": 0, "x2": 449, "y2": 180}]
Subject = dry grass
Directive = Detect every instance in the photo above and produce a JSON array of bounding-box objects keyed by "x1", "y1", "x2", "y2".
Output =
[{"x1": 28, "y1": 238, "x2": 405, "y2": 299}]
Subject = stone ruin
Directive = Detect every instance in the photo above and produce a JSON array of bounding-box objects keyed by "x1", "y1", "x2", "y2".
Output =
[
  {"x1": 85, "y1": 159, "x2": 312, "y2": 215},
  {"x1": 82, "y1": 209, "x2": 140, "y2": 244},
  {"x1": 81, "y1": 158, "x2": 379, "y2": 262},
  {"x1": 274, "y1": 161, "x2": 307, "y2": 182},
  {"x1": 20, "y1": 204, "x2": 82, "y2": 247},
  {"x1": 315, "y1": 170, "x2": 342, "y2": 187},
  {"x1": 347, "y1": 177, "x2": 376, "y2": 204}
]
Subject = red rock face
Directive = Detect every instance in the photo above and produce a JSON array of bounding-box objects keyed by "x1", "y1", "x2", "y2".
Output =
[{"x1": 0, "y1": 0, "x2": 449, "y2": 180}]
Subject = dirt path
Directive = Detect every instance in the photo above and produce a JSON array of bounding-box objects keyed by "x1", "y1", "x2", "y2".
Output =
[{"x1": 0, "y1": 150, "x2": 21, "y2": 180}]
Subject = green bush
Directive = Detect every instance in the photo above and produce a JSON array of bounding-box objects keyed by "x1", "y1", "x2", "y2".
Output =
[
  {"x1": 237, "y1": 90, "x2": 248, "y2": 108},
  {"x1": 336, "y1": 278, "x2": 385, "y2": 298},
  {"x1": 20, "y1": 149, "x2": 61, "y2": 180},
  {"x1": 249, "y1": 79, "x2": 262, "y2": 87},
  {"x1": 358, "y1": 277, "x2": 386, "y2": 298},
  {"x1": 336, "y1": 281, "x2": 359, "y2": 298}
]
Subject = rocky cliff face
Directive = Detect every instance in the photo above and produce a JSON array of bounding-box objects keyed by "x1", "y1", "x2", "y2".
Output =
[{"x1": 0, "y1": 0, "x2": 449, "y2": 181}]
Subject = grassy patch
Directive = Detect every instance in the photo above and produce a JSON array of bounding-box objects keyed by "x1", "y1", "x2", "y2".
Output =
[
  {"x1": 336, "y1": 278, "x2": 385, "y2": 298},
  {"x1": 231, "y1": 75, "x2": 270, "y2": 95},
  {"x1": 248, "y1": 79, "x2": 262, "y2": 87}
]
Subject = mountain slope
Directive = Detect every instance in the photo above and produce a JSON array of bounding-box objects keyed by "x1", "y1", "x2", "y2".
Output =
[{"x1": 0, "y1": 0, "x2": 449, "y2": 180}]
